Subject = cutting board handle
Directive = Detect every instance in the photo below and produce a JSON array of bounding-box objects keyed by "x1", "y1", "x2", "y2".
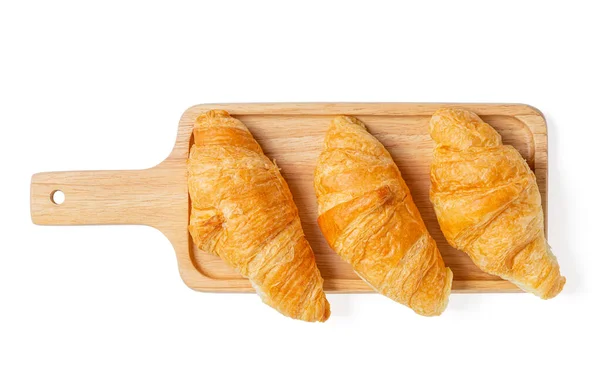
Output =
[{"x1": 30, "y1": 168, "x2": 184, "y2": 227}]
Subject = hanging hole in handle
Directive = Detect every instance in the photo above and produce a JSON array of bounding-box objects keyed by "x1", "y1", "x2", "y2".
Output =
[{"x1": 50, "y1": 190, "x2": 65, "y2": 205}]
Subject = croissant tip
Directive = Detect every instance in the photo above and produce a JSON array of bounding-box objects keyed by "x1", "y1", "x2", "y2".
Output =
[
  {"x1": 320, "y1": 305, "x2": 332, "y2": 322},
  {"x1": 294, "y1": 297, "x2": 330, "y2": 323},
  {"x1": 412, "y1": 267, "x2": 453, "y2": 317},
  {"x1": 432, "y1": 107, "x2": 479, "y2": 120},
  {"x1": 540, "y1": 275, "x2": 566, "y2": 299},
  {"x1": 315, "y1": 293, "x2": 332, "y2": 322},
  {"x1": 196, "y1": 109, "x2": 232, "y2": 122},
  {"x1": 432, "y1": 107, "x2": 452, "y2": 116},
  {"x1": 331, "y1": 115, "x2": 366, "y2": 129}
]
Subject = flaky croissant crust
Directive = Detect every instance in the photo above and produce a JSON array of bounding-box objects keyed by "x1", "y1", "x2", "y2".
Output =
[
  {"x1": 315, "y1": 116, "x2": 452, "y2": 316},
  {"x1": 188, "y1": 110, "x2": 330, "y2": 322},
  {"x1": 430, "y1": 108, "x2": 565, "y2": 299}
]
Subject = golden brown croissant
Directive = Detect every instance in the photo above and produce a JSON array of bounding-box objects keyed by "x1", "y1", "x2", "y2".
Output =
[
  {"x1": 314, "y1": 116, "x2": 453, "y2": 316},
  {"x1": 188, "y1": 110, "x2": 330, "y2": 322},
  {"x1": 429, "y1": 108, "x2": 565, "y2": 298}
]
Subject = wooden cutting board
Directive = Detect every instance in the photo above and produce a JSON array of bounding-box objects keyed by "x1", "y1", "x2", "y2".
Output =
[{"x1": 30, "y1": 103, "x2": 548, "y2": 293}]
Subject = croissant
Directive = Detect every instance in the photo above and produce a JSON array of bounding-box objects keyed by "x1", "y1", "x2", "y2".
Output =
[
  {"x1": 429, "y1": 108, "x2": 565, "y2": 298},
  {"x1": 314, "y1": 116, "x2": 453, "y2": 316},
  {"x1": 188, "y1": 110, "x2": 330, "y2": 322}
]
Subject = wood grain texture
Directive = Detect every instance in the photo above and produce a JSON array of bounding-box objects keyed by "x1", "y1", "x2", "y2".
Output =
[{"x1": 30, "y1": 103, "x2": 548, "y2": 293}]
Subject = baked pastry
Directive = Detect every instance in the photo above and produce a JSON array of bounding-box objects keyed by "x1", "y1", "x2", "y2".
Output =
[
  {"x1": 188, "y1": 110, "x2": 330, "y2": 322},
  {"x1": 429, "y1": 108, "x2": 565, "y2": 298},
  {"x1": 314, "y1": 116, "x2": 453, "y2": 316}
]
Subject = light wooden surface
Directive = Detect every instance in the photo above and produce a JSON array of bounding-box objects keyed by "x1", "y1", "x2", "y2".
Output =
[{"x1": 30, "y1": 103, "x2": 548, "y2": 293}]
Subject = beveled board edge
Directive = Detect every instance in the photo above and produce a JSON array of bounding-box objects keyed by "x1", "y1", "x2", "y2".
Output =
[{"x1": 171, "y1": 103, "x2": 546, "y2": 294}]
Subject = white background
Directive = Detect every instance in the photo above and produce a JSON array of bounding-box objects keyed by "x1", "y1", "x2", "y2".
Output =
[{"x1": 1, "y1": 1, "x2": 598, "y2": 381}]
